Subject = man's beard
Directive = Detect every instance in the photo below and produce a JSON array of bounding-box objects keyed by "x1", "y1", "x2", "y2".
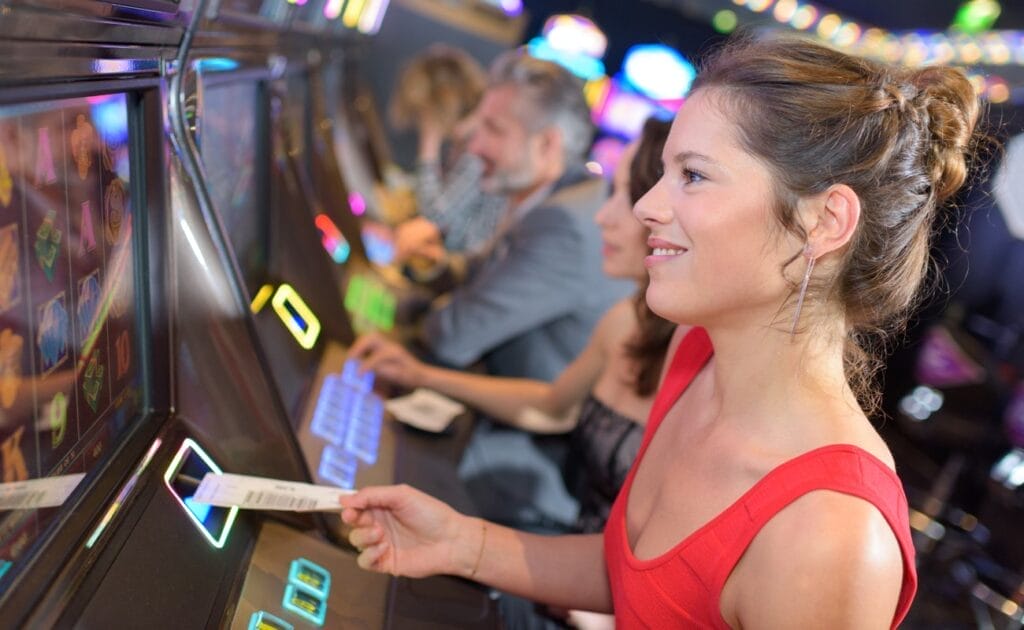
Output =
[{"x1": 481, "y1": 159, "x2": 539, "y2": 196}]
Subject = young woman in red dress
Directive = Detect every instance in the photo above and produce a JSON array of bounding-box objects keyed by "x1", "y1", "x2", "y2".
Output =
[{"x1": 339, "y1": 34, "x2": 983, "y2": 628}]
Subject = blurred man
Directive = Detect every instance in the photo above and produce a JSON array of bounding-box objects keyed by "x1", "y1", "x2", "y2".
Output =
[
  {"x1": 402, "y1": 51, "x2": 629, "y2": 381},
  {"x1": 396, "y1": 51, "x2": 630, "y2": 530}
]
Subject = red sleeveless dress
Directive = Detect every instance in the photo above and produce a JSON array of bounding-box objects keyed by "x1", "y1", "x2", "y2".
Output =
[{"x1": 603, "y1": 327, "x2": 917, "y2": 628}]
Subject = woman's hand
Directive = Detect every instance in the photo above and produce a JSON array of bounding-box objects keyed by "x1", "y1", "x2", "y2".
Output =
[
  {"x1": 339, "y1": 484, "x2": 481, "y2": 578},
  {"x1": 348, "y1": 332, "x2": 428, "y2": 388}
]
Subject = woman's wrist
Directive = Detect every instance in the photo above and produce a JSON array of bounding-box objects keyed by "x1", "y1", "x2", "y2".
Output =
[
  {"x1": 448, "y1": 515, "x2": 487, "y2": 579},
  {"x1": 417, "y1": 364, "x2": 444, "y2": 391}
]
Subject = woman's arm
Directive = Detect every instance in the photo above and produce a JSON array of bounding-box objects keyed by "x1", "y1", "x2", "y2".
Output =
[
  {"x1": 723, "y1": 490, "x2": 904, "y2": 629},
  {"x1": 351, "y1": 299, "x2": 636, "y2": 433},
  {"x1": 341, "y1": 484, "x2": 613, "y2": 612}
]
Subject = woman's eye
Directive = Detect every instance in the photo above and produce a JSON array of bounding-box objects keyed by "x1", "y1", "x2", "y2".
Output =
[{"x1": 682, "y1": 169, "x2": 705, "y2": 184}]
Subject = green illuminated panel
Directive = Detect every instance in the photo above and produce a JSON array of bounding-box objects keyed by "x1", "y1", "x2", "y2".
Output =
[{"x1": 344, "y1": 274, "x2": 395, "y2": 333}]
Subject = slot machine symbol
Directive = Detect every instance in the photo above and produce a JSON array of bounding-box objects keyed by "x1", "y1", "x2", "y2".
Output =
[
  {"x1": 0, "y1": 328, "x2": 23, "y2": 410},
  {"x1": 104, "y1": 179, "x2": 126, "y2": 246},
  {"x1": 70, "y1": 114, "x2": 96, "y2": 181},
  {"x1": 77, "y1": 270, "x2": 101, "y2": 341},
  {"x1": 81, "y1": 353, "x2": 103, "y2": 413},
  {"x1": 0, "y1": 142, "x2": 12, "y2": 208},
  {"x1": 46, "y1": 391, "x2": 68, "y2": 449},
  {"x1": 114, "y1": 329, "x2": 130, "y2": 380},
  {"x1": 37, "y1": 292, "x2": 69, "y2": 375},
  {"x1": 35, "y1": 126, "x2": 56, "y2": 187},
  {"x1": 0, "y1": 224, "x2": 21, "y2": 314},
  {"x1": 1, "y1": 425, "x2": 28, "y2": 482},
  {"x1": 34, "y1": 210, "x2": 62, "y2": 282},
  {"x1": 80, "y1": 200, "x2": 97, "y2": 255}
]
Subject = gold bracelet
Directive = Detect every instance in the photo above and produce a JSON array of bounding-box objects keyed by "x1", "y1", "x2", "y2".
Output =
[{"x1": 469, "y1": 519, "x2": 487, "y2": 579}]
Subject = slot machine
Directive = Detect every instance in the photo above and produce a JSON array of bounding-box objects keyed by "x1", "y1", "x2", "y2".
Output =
[{"x1": 0, "y1": 0, "x2": 497, "y2": 626}]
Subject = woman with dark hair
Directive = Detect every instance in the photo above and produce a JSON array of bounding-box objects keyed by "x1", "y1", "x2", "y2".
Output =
[
  {"x1": 341, "y1": 34, "x2": 984, "y2": 627},
  {"x1": 350, "y1": 117, "x2": 674, "y2": 536}
]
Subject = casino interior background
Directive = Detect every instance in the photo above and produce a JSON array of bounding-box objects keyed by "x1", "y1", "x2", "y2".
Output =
[{"x1": 0, "y1": 0, "x2": 1022, "y2": 628}]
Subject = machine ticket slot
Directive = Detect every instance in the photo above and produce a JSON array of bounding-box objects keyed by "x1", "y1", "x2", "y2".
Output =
[{"x1": 193, "y1": 473, "x2": 353, "y2": 512}]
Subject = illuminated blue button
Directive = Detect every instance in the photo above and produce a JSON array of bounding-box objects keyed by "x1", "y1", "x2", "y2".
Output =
[
  {"x1": 310, "y1": 376, "x2": 350, "y2": 444},
  {"x1": 345, "y1": 396, "x2": 382, "y2": 465},
  {"x1": 288, "y1": 558, "x2": 331, "y2": 599},
  {"x1": 184, "y1": 496, "x2": 212, "y2": 523},
  {"x1": 283, "y1": 583, "x2": 327, "y2": 626},
  {"x1": 0, "y1": 560, "x2": 12, "y2": 580},
  {"x1": 248, "y1": 610, "x2": 293, "y2": 630},
  {"x1": 341, "y1": 359, "x2": 374, "y2": 392},
  {"x1": 318, "y1": 446, "x2": 358, "y2": 489}
]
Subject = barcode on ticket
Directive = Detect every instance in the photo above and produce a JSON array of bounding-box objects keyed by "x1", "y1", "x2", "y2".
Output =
[
  {"x1": 0, "y1": 491, "x2": 46, "y2": 510},
  {"x1": 242, "y1": 491, "x2": 317, "y2": 511}
]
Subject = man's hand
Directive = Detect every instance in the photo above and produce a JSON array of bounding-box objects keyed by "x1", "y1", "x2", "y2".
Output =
[{"x1": 394, "y1": 216, "x2": 446, "y2": 264}]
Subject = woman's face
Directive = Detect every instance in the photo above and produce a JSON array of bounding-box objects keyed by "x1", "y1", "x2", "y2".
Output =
[
  {"x1": 595, "y1": 142, "x2": 648, "y2": 282},
  {"x1": 634, "y1": 89, "x2": 796, "y2": 328}
]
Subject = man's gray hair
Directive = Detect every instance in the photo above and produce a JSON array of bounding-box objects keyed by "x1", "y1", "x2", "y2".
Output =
[{"x1": 488, "y1": 50, "x2": 595, "y2": 162}]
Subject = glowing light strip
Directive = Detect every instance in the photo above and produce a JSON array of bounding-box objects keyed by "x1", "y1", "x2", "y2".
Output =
[
  {"x1": 180, "y1": 218, "x2": 209, "y2": 272},
  {"x1": 314, "y1": 214, "x2": 351, "y2": 264},
  {"x1": 342, "y1": 0, "x2": 366, "y2": 28},
  {"x1": 323, "y1": 0, "x2": 345, "y2": 19},
  {"x1": 250, "y1": 284, "x2": 275, "y2": 314},
  {"x1": 357, "y1": 0, "x2": 390, "y2": 34},
  {"x1": 86, "y1": 438, "x2": 163, "y2": 549},
  {"x1": 271, "y1": 284, "x2": 321, "y2": 350},
  {"x1": 162, "y1": 438, "x2": 239, "y2": 549}
]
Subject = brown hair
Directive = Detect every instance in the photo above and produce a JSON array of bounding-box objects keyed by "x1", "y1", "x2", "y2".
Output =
[
  {"x1": 626, "y1": 117, "x2": 676, "y2": 397},
  {"x1": 389, "y1": 44, "x2": 486, "y2": 134},
  {"x1": 692, "y1": 33, "x2": 984, "y2": 412}
]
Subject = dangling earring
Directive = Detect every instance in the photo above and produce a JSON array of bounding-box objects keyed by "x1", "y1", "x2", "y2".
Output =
[{"x1": 790, "y1": 245, "x2": 816, "y2": 336}]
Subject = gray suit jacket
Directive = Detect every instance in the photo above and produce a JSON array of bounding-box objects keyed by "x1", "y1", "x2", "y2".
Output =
[{"x1": 422, "y1": 165, "x2": 632, "y2": 380}]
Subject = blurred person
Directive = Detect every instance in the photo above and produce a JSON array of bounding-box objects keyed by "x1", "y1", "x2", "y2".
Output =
[
  {"x1": 397, "y1": 51, "x2": 631, "y2": 534},
  {"x1": 389, "y1": 44, "x2": 504, "y2": 254},
  {"x1": 406, "y1": 50, "x2": 631, "y2": 381},
  {"x1": 352, "y1": 117, "x2": 673, "y2": 534},
  {"x1": 338, "y1": 34, "x2": 987, "y2": 627},
  {"x1": 353, "y1": 118, "x2": 671, "y2": 629}
]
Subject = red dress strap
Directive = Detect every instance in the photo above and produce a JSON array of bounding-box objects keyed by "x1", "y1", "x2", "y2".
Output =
[
  {"x1": 691, "y1": 444, "x2": 918, "y2": 629},
  {"x1": 645, "y1": 326, "x2": 713, "y2": 441}
]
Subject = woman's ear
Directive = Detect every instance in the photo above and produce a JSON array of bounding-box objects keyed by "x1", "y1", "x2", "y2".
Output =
[{"x1": 803, "y1": 184, "x2": 861, "y2": 258}]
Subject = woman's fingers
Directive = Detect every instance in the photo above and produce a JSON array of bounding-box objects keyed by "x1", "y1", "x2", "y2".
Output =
[
  {"x1": 357, "y1": 542, "x2": 391, "y2": 572},
  {"x1": 349, "y1": 524, "x2": 384, "y2": 550}
]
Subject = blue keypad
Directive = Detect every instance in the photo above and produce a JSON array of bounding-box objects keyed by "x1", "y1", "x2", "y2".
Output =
[
  {"x1": 318, "y1": 445, "x2": 359, "y2": 489},
  {"x1": 311, "y1": 359, "x2": 384, "y2": 482}
]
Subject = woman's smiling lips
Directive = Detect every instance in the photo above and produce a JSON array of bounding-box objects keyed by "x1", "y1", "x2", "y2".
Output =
[{"x1": 646, "y1": 237, "x2": 687, "y2": 267}]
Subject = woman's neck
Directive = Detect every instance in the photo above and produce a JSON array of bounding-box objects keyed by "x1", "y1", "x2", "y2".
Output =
[{"x1": 702, "y1": 317, "x2": 858, "y2": 435}]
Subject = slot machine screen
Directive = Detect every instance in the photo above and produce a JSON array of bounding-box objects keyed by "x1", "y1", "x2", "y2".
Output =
[
  {"x1": 0, "y1": 93, "x2": 143, "y2": 584},
  {"x1": 198, "y1": 74, "x2": 338, "y2": 425},
  {"x1": 199, "y1": 79, "x2": 267, "y2": 298},
  {"x1": 285, "y1": 72, "x2": 309, "y2": 161}
]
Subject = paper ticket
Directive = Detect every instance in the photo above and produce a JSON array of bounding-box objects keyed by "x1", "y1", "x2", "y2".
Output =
[
  {"x1": 386, "y1": 388, "x2": 465, "y2": 432},
  {"x1": 192, "y1": 473, "x2": 354, "y2": 512},
  {"x1": 0, "y1": 473, "x2": 86, "y2": 510}
]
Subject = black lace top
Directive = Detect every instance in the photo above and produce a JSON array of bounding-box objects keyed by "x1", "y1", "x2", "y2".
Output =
[{"x1": 564, "y1": 394, "x2": 644, "y2": 534}]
